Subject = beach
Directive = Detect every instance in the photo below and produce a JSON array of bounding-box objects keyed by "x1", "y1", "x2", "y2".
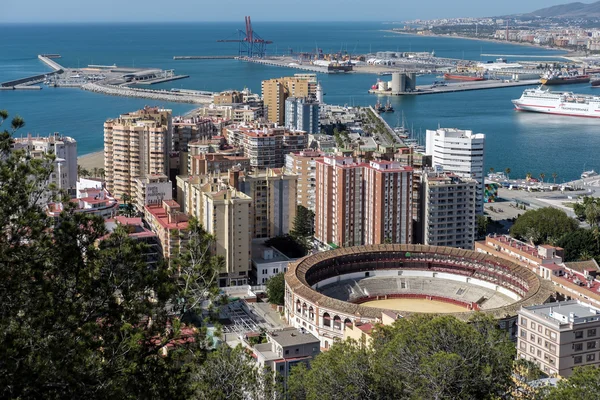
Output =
[
  {"x1": 78, "y1": 151, "x2": 104, "y2": 171},
  {"x1": 384, "y1": 30, "x2": 573, "y2": 54}
]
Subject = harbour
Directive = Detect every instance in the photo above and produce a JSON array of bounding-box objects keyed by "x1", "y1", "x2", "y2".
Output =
[
  {"x1": 371, "y1": 78, "x2": 540, "y2": 96},
  {"x1": 1, "y1": 21, "x2": 597, "y2": 182}
]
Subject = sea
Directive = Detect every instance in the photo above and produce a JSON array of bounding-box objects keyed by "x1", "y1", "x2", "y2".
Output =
[{"x1": 0, "y1": 22, "x2": 597, "y2": 182}]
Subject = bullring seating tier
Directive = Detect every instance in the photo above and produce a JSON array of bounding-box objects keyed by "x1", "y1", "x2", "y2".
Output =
[{"x1": 318, "y1": 276, "x2": 515, "y2": 310}]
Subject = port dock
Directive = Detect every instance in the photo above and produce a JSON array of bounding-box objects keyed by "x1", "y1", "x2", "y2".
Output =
[
  {"x1": 370, "y1": 79, "x2": 540, "y2": 96},
  {"x1": 173, "y1": 55, "x2": 237, "y2": 60},
  {"x1": 0, "y1": 54, "x2": 63, "y2": 89}
]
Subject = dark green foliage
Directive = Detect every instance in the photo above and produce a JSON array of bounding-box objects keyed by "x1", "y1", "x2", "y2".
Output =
[
  {"x1": 288, "y1": 314, "x2": 516, "y2": 400},
  {"x1": 193, "y1": 346, "x2": 282, "y2": 400},
  {"x1": 510, "y1": 207, "x2": 578, "y2": 245},
  {"x1": 556, "y1": 228, "x2": 599, "y2": 262},
  {"x1": 290, "y1": 205, "x2": 315, "y2": 251},
  {"x1": 0, "y1": 111, "x2": 255, "y2": 399},
  {"x1": 266, "y1": 272, "x2": 285, "y2": 305},
  {"x1": 266, "y1": 234, "x2": 308, "y2": 258},
  {"x1": 542, "y1": 366, "x2": 600, "y2": 400},
  {"x1": 476, "y1": 214, "x2": 488, "y2": 239}
]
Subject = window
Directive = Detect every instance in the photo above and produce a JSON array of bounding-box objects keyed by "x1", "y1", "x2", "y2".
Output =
[
  {"x1": 587, "y1": 341, "x2": 597, "y2": 350},
  {"x1": 587, "y1": 354, "x2": 596, "y2": 362},
  {"x1": 589, "y1": 329, "x2": 597, "y2": 337},
  {"x1": 575, "y1": 331, "x2": 584, "y2": 339},
  {"x1": 531, "y1": 322, "x2": 536, "y2": 330},
  {"x1": 574, "y1": 343, "x2": 583, "y2": 351},
  {"x1": 574, "y1": 356, "x2": 583, "y2": 364},
  {"x1": 285, "y1": 350, "x2": 289, "y2": 355},
  {"x1": 521, "y1": 317, "x2": 528, "y2": 326}
]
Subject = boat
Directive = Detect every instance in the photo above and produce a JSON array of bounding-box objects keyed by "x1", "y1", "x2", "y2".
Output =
[
  {"x1": 582, "y1": 170, "x2": 598, "y2": 179},
  {"x1": 591, "y1": 77, "x2": 600, "y2": 87},
  {"x1": 374, "y1": 100, "x2": 385, "y2": 113},
  {"x1": 512, "y1": 86, "x2": 600, "y2": 118},
  {"x1": 540, "y1": 70, "x2": 590, "y2": 85},
  {"x1": 384, "y1": 100, "x2": 394, "y2": 113},
  {"x1": 443, "y1": 73, "x2": 485, "y2": 81}
]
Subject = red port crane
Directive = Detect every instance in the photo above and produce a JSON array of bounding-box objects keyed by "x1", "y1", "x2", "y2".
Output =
[{"x1": 217, "y1": 16, "x2": 273, "y2": 58}]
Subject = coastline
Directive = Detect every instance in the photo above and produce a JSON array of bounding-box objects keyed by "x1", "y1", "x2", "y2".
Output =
[
  {"x1": 78, "y1": 151, "x2": 104, "y2": 171},
  {"x1": 383, "y1": 30, "x2": 571, "y2": 55}
]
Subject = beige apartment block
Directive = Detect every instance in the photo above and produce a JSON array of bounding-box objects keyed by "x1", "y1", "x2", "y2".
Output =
[
  {"x1": 201, "y1": 183, "x2": 252, "y2": 287},
  {"x1": 236, "y1": 168, "x2": 298, "y2": 239},
  {"x1": 261, "y1": 75, "x2": 317, "y2": 124},
  {"x1": 104, "y1": 107, "x2": 172, "y2": 198},
  {"x1": 518, "y1": 300, "x2": 600, "y2": 377},
  {"x1": 284, "y1": 150, "x2": 323, "y2": 212}
]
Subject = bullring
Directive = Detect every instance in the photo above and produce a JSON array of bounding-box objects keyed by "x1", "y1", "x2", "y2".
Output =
[{"x1": 284, "y1": 244, "x2": 554, "y2": 348}]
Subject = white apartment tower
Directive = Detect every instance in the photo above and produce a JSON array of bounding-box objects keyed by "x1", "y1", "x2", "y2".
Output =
[
  {"x1": 425, "y1": 128, "x2": 485, "y2": 214},
  {"x1": 12, "y1": 133, "x2": 78, "y2": 191}
]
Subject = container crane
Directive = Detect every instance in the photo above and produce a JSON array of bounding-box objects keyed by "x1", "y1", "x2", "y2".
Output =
[{"x1": 217, "y1": 16, "x2": 273, "y2": 58}]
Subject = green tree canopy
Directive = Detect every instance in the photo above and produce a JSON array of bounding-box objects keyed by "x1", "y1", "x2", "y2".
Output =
[
  {"x1": 0, "y1": 110, "x2": 252, "y2": 399},
  {"x1": 510, "y1": 207, "x2": 578, "y2": 245},
  {"x1": 290, "y1": 205, "x2": 315, "y2": 251},
  {"x1": 288, "y1": 314, "x2": 516, "y2": 400},
  {"x1": 542, "y1": 366, "x2": 600, "y2": 400},
  {"x1": 266, "y1": 272, "x2": 285, "y2": 306},
  {"x1": 556, "y1": 228, "x2": 599, "y2": 262}
]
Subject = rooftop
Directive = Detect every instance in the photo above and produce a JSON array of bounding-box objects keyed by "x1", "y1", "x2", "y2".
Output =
[
  {"x1": 523, "y1": 300, "x2": 600, "y2": 326},
  {"x1": 269, "y1": 328, "x2": 320, "y2": 348}
]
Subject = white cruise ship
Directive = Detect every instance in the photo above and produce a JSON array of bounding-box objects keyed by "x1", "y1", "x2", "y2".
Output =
[{"x1": 512, "y1": 87, "x2": 600, "y2": 118}]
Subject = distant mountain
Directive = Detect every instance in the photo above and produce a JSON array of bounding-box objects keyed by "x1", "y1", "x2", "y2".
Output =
[{"x1": 522, "y1": 1, "x2": 600, "y2": 18}]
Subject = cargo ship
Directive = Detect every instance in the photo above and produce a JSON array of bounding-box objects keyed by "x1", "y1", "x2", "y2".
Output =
[
  {"x1": 540, "y1": 70, "x2": 590, "y2": 85},
  {"x1": 512, "y1": 87, "x2": 600, "y2": 118},
  {"x1": 443, "y1": 73, "x2": 485, "y2": 81}
]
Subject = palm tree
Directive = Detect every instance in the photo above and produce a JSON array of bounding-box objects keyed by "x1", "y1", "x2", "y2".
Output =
[
  {"x1": 539, "y1": 173, "x2": 545, "y2": 183},
  {"x1": 489, "y1": 167, "x2": 495, "y2": 175},
  {"x1": 505, "y1": 168, "x2": 511, "y2": 180},
  {"x1": 526, "y1": 172, "x2": 532, "y2": 181},
  {"x1": 552, "y1": 172, "x2": 558, "y2": 184},
  {"x1": 93, "y1": 167, "x2": 98, "y2": 178},
  {"x1": 98, "y1": 168, "x2": 105, "y2": 181}
]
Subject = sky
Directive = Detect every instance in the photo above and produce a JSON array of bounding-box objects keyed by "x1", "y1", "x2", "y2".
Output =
[{"x1": 0, "y1": 0, "x2": 580, "y2": 23}]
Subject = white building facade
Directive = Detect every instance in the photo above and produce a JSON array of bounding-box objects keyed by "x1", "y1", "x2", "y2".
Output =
[
  {"x1": 425, "y1": 128, "x2": 485, "y2": 214},
  {"x1": 13, "y1": 133, "x2": 78, "y2": 191}
]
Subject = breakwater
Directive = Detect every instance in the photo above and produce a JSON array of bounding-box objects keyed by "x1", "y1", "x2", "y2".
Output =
[{"x1": 81, "y1": 83, "x2": 214, "y2": 104}]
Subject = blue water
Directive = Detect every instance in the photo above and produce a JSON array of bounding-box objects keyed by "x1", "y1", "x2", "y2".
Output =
[{"x1": 0, "y1": 22, "x2": 595, "y2": 181}]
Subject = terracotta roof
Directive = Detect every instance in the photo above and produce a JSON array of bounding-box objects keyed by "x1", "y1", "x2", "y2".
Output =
[{"x1": 564, "y1": 260, "x2": 600, "y2": 274}]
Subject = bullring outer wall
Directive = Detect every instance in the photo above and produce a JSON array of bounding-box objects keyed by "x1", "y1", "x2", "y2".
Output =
[{"x1": 284, "y1": 244, "x2": 554, "y2": 349}]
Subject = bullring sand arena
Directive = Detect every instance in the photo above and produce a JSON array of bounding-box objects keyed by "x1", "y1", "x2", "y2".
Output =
[{"x1": 285, "y1": 244, "x2": 554, "y2": 347}]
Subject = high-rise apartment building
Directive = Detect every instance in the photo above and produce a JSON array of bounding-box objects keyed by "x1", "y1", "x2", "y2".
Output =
[
  {"x1": 425, "y1": 128, "x2": 485, "y2": 214},
  {"x1": 225, "y1": 125, "x2": 307, "y2": 169},
  {"x1": 104, "y1": 107, "x2": 172, "y2": 198},
  {"x1": 285, "y1": 97, "x2": 320, "y2": 134},
  {"x1": 201, "y1": 183, "x2": 252, "y2": 287},
  {"x1": 315, "y1": 157, "x2": 412, "y2": 248},
  {"x1": 261, "y1": 75, "x2": 317, "y2": 125},
  {"x1": 517, "y1": 300, "x2": 600, "y2": 377},
  {"x1": 364, "y1": 160, "x2": 413, "y2": 245},
  {"x1": 285, "y1": 150, "x2": 322, "y2": 211},
  {"x1": 420, "y1": 171, "x2": 477, "y2": 249},
  {"x1": 236, "y1": 168, "x2": 298, "y2": 239},
  {"x1": 12, "y1": 133, "x2": 78, "y2": 191},
  {"x1": 315, "y1": 156, "x2": 364, "y2": 248}
]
